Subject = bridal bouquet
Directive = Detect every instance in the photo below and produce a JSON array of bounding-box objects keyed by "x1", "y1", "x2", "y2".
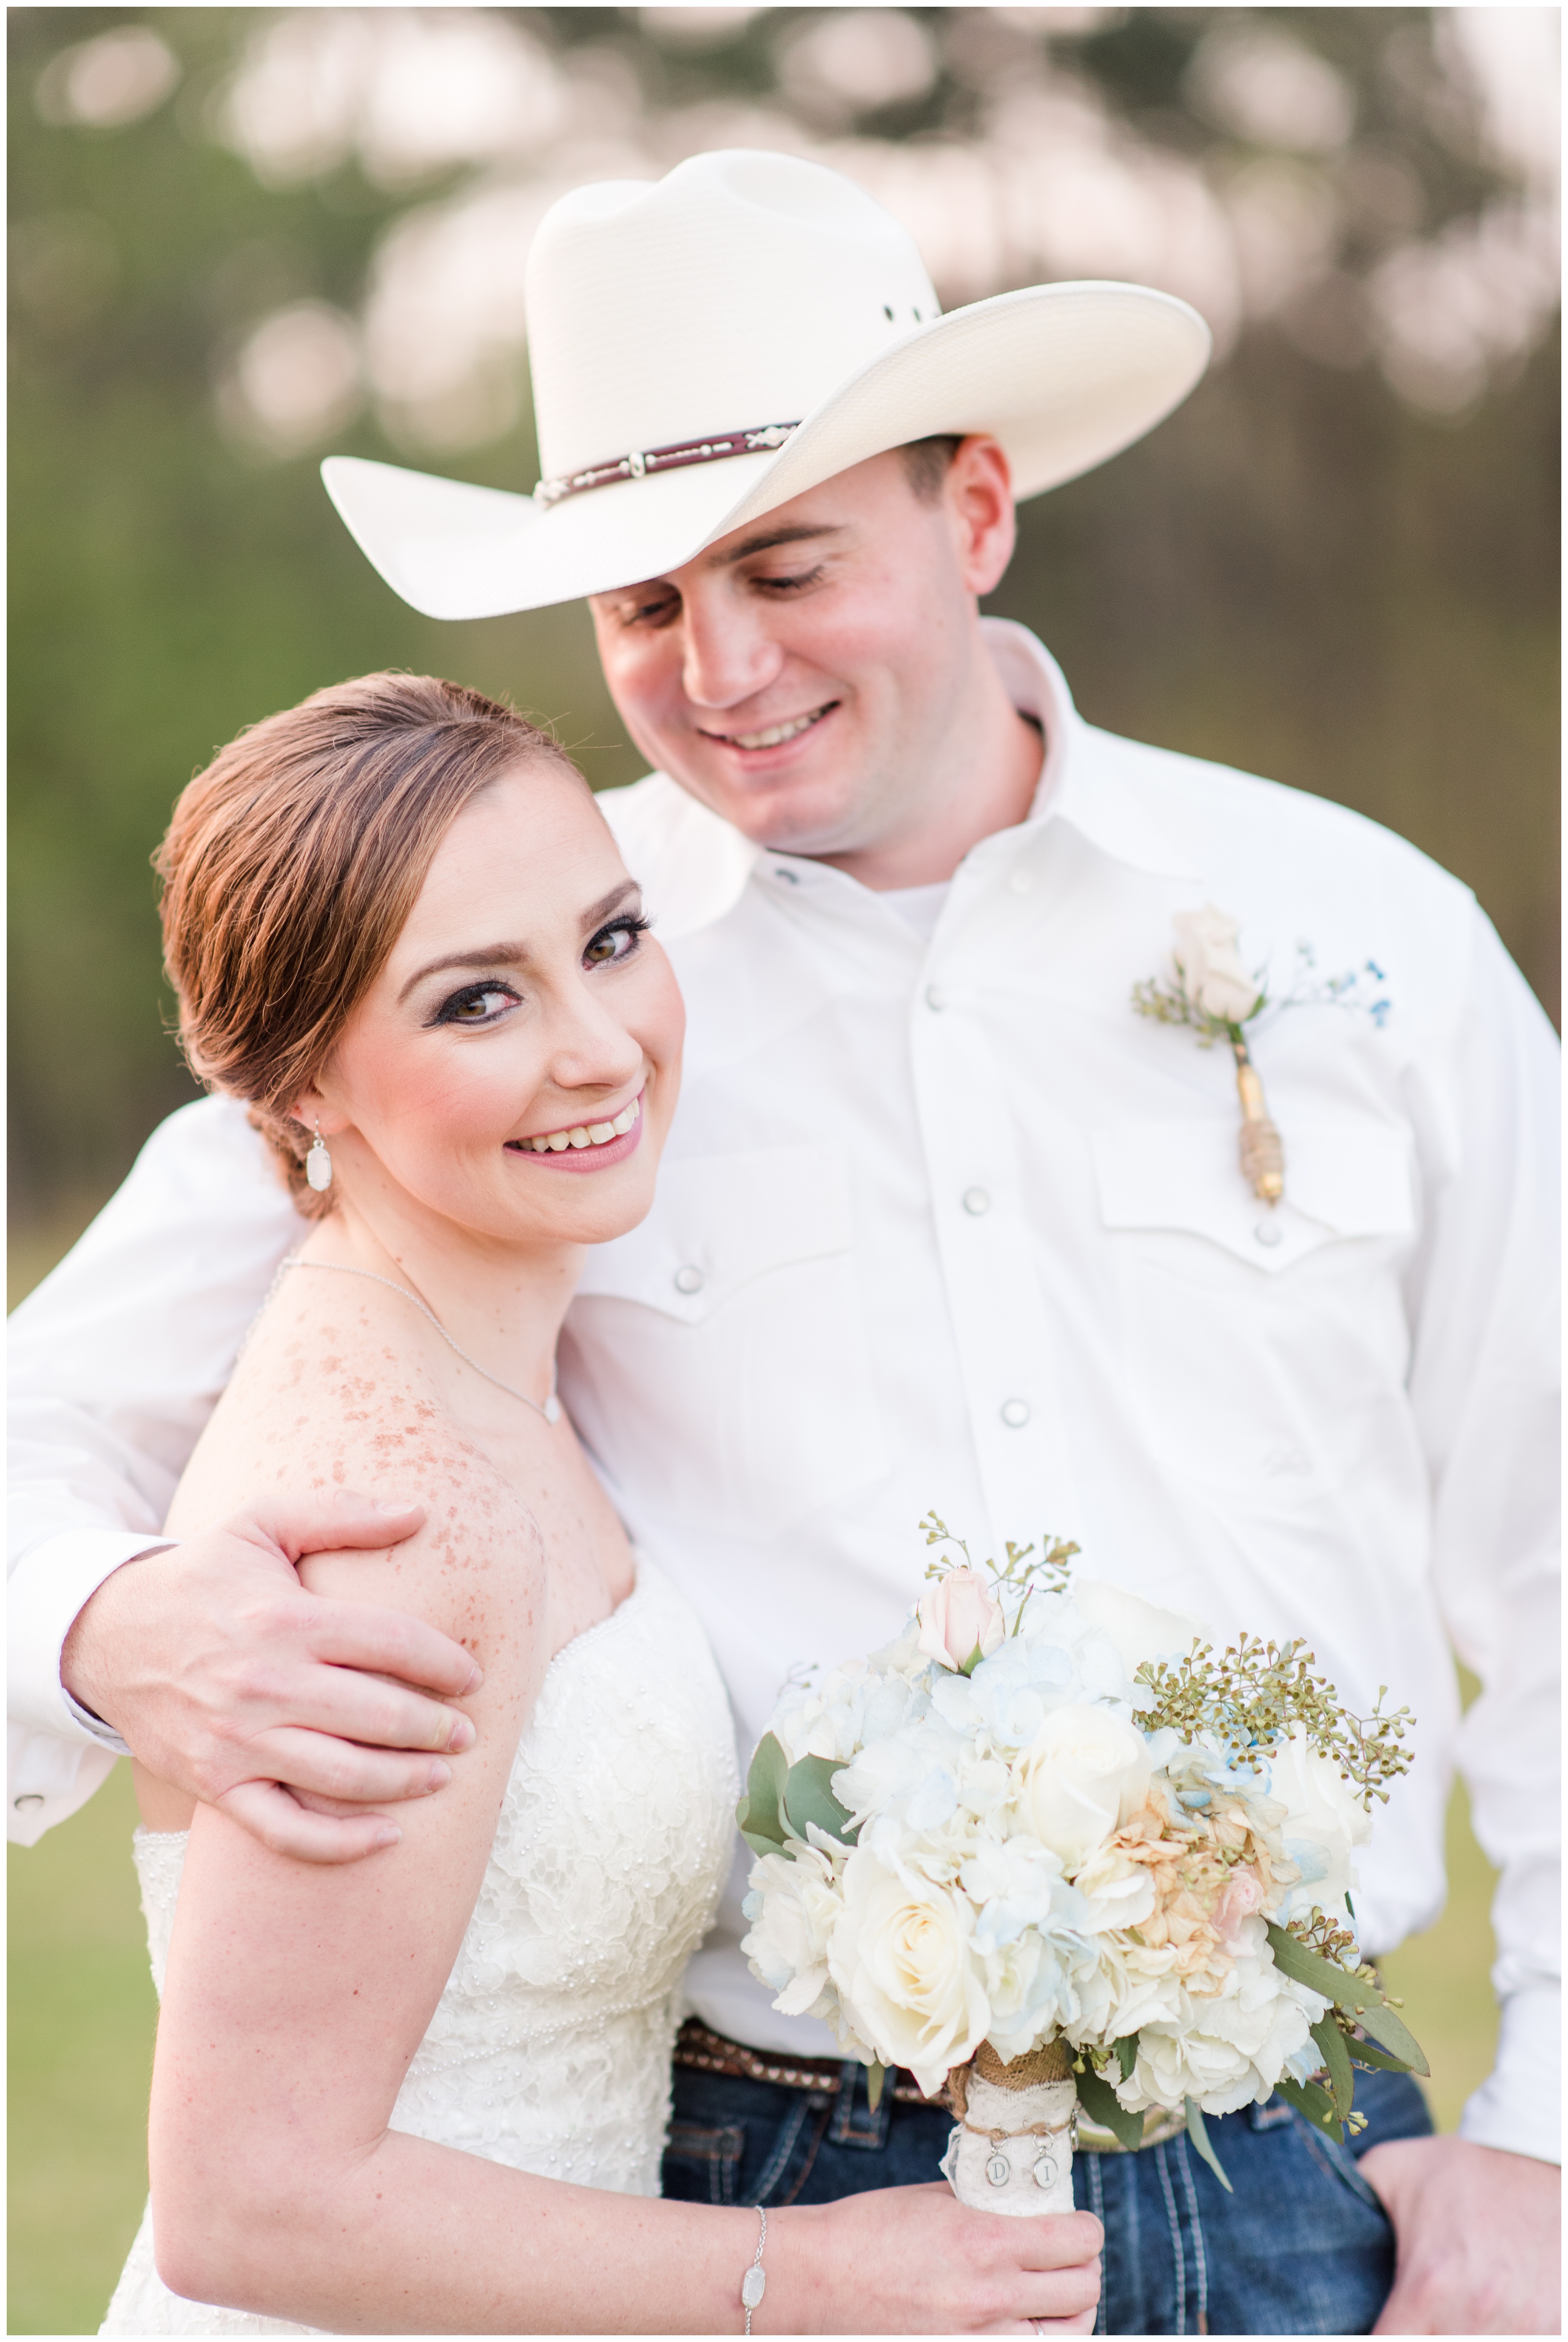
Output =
[{"x1": 739, "y1": 1519, "x2": 1425, "y2": 2213}]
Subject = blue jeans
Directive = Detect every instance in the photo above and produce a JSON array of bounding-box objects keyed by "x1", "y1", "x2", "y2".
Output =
[{"x1": 662, "y1": 2061, "x2": 1433, "y2": 2335}]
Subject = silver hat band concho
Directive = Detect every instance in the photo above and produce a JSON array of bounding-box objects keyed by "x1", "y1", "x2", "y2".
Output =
[{"x1": 533, "y1": 422, "x2": 799, "y2": 508}]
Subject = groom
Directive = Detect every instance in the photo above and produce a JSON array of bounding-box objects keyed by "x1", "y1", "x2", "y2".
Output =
[{"x1": 10, "y1": 153, "x2": 1558, "y2": 2332}]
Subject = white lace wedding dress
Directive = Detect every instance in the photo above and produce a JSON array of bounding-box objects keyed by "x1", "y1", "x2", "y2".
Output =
[{"x1": 100, "y1": 1558, "x2": 738, "y2": 2335}]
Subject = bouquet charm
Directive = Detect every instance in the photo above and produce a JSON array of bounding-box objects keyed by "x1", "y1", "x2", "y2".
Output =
[
  {"x1": 943, "y1": 2038, "x2": 1077, "y2": 2216},
  {"x1": 739, "y1": 1516, "x2": 1425, "y2": 2224}
]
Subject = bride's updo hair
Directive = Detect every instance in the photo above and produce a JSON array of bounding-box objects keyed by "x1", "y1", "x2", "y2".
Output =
[{"x1": 157, "y1": 671, "x2": 584, "y2": 1215}]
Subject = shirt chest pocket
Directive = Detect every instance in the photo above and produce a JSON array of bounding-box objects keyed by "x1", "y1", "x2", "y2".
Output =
[
  {"x1": 1090, "y1": 1115, "x2": 1421, "y2": 1499},
  {"x1": 560, "y1": 1144, "x2": 888, "y2": 1538}
]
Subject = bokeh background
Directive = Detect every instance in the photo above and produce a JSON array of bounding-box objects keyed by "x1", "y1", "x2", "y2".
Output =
[{"x1": 8, "y1": 6, "x2": 1559, "y2": 2332}]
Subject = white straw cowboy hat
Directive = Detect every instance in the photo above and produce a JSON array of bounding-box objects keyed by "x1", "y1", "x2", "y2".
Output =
[{"x1": 323, "y1": 148, "x2": 1211, "y2": 621}]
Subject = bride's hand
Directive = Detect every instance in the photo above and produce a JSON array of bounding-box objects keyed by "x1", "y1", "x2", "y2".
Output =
[
  {"x1": 774, "y1": 2180, "x2": 1101, "y2": 2333},
  {"x1": 61, "y1": 1488, "x2": 484, "y2": 1861}
]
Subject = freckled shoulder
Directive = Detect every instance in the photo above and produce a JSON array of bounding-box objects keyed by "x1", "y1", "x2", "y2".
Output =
[{"x1": 165, "y1": 1268, "x2": 549, "y2": 1679}]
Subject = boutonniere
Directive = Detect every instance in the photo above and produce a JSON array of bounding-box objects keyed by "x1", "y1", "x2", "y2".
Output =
[{"x1": 1133, "y1": 907, "x2": 1391, "y2": 1211}]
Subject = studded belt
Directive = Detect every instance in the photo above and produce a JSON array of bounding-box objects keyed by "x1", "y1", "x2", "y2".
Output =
[
  {"x1": 673, "y1": 2018, "x2": 934, "y2": 2106},
  {"x1": 673, "y1": 2020, "x2": 1189, "y2": 2147}
]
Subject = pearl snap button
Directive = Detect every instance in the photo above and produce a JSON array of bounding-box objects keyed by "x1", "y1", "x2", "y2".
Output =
[
  {"x1": 1254, "y1": 1219, "x2": 1284, "y2": 1248},
  {"x1": 1009, "y1": 870, "x2": 1034, "y2": 895},
  {"x1": 963, "y1": 1188, "x2": 991, "y2": 1216},
  {"x1": 673, "y1": 1266, "x2": 705, "y2": 1294},
  {"x1": 925, "y1": 984, "x2": 948, "y2": 1011},
  {"x1": 1000, "y1": 1398, "x2": 1031, "y2": 1429}
]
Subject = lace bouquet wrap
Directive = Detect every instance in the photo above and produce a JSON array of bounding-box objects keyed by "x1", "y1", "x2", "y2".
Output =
[{"x1": 739, "y1": 1519, "x2": 1426, "y2": 2214}]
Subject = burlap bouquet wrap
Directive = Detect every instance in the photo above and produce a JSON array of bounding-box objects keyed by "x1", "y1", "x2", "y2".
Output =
[{"x1": 940, "y1": 2040, "x2": 1078, "y2": 2217}]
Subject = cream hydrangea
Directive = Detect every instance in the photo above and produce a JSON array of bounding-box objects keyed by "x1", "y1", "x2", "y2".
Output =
[
  {"x1": 1116, "y1": 1924, "x2": 1328, "y2": 2116},
  {"x1": 1264, "y1": 1723, "x2": 1372, "y2": 1926},
  {"x1": 741, "y1": 1838, "x2": 849, "y2": 2025}
]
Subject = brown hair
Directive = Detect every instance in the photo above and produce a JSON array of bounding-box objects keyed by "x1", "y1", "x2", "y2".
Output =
[
  {"x1": 900, "y1": 434, "x2": 963, "y2": 503},
  {"x1": 156, "y1": 672, "x2": 582, "y2": 1214}
]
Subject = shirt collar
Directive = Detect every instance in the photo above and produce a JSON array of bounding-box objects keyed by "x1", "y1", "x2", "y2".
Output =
[
  {"x1": 646, "y1": 616, "x2": 1202, "y2": 921},
  {"x1": 980, "y1": 618, "x2": 1200, "y2": 883}
]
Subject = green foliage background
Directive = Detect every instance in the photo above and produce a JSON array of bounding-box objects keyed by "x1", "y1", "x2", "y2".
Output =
[
  {"x1": 7, "y1": 7, "x2": 1554, "y2": 2332},
  {"x1": 8, "y1": 7, "x2": 1559, "y2": 1234}
]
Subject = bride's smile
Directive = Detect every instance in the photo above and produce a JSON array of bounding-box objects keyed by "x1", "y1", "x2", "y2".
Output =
[{"x1": 298, "y1": 761, "x2": 682, "y2": 1258}]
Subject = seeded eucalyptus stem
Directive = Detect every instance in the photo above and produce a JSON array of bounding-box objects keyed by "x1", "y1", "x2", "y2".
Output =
[
  {"x1": 920, "y1": 1512, "x2": 1080, "y2": 1622},
  {"x1": 1134, "y1": 1636, "x2": 1413, "y2": 1810}
]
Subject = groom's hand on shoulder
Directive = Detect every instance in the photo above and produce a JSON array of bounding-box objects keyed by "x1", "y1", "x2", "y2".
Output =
[
  {"x1": 60, "y1": 1490, "x2": 484, "y2": 1864},
  {"x1": 1361, "y1": 2135, "x2": 1561, "y2": 2334}
]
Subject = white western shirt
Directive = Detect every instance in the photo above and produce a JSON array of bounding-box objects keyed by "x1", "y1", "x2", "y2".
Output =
[{"x1": 9, "y1": 624, "x2": 1559, "y2": 2159}]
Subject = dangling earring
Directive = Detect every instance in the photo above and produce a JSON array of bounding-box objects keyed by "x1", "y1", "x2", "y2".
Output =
[{"x1": 305, "y1": 1119, "x2": 333, "y2": 1193}]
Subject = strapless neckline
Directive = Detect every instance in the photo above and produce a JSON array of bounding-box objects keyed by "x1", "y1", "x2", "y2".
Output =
[{"x1": 133, "y1": 1564, "x2": 652, "y2": 1851}]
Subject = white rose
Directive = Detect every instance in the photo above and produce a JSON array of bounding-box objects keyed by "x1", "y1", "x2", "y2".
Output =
[
  {"x1": 1072, "y1": 1580, "x2": 1204, "y2": 1699},
  {"x1": 827, "y1": 1851, "x2": 990, "y2": 2097},
  {"x1": 1263, "y1": 1724, "x2": 1372, "y2": 1926},
  {"x1": 1172, "y1": 905, "x2": 1262, "y2": 1025},
  {"x1": 1014, "y1": 1705, "x2": 1152, "y2": 1870},
  {"x1": 741, "y1": 1841, "x2": 846, "y2": 2022}
]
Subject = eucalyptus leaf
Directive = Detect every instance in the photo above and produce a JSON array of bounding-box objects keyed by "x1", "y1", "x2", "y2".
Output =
[
  {"x1": 736, "y1": 1732, "x2": 788, "y2": 1853},
  {"x1": 1264, "y1": 1922, "x2": 1380, "y2": 2013},
  {"x1": 1113, "y1": 2033, "x2": 1140, "y2": 2085},
  {"x1": 1345, "y1": 2032, "x2": 1416, "y2": 2076},
  {"x1": 781, "y1": 1753, "x2": 857, "y2": 1847},
  {"x1": 1356, "y1": 1998, "x2": 1430, "y2": 2077},
  {"x1": 1183, "y1": 2100, "x2": 1233, "y2": 2193},
  {"x1": 867, "y1": 2060, "x2": 886, "y2": 2113},
  {"x1": 1310, "y1": 2014, "x2": 1355, "y2": 2118},
  {"x1": 1276, "y1": 2074, "x2": 1344, "y2": 2143},
  {"x1": 1074, "y1": 2063, "x2": 1144, "y2": 2153}
]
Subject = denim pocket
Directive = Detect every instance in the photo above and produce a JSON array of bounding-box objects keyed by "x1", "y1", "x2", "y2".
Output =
[
  {"x1": 1296, "y1": 2115, "x2": 1388, "y2": 2213},
  {"x1": 664, "y1": 2121, "x2": 746, "y2": 2206}
]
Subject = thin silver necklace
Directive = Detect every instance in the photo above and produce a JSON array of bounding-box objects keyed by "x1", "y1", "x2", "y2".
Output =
[{"x1": 285, "y1": 1258, "x2": 562, "y2": 1425}]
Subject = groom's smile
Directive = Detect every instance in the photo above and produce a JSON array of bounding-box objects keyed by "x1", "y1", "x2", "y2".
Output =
[
  {"x1": 696, "y1": 698, "x2": 839, "y2": 756},
  {"x1": 589, "y1": 439, "x2": 1043, "y2": 889}
]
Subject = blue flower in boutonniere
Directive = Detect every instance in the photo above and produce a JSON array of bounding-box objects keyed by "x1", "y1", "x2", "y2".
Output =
[{"x1": 1132, "y1": 907, "x2": 1393, "y2": 1212}]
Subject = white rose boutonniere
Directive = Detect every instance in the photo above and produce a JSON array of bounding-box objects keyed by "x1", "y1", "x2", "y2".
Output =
[
  {"x1": 1173, "y1": 907, "x2": 1265, "y2": 1025},
  {"x1": 1133, "y1": 907, "x2": 1393, "y2": 1210}
]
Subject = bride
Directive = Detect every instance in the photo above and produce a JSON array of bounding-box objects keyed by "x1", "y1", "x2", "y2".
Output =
[{"x1": 100, "y1": 671, "x2": 1087, "y2": 2336}]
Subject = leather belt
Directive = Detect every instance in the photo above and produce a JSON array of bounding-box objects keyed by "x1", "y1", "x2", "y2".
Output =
[
  {"x1": 673, "y1": 2020, "x2": 1187, "y2": 2148},
  {"x1": 673, "y1": 2019, "x2": 934, "y2": 2107}
]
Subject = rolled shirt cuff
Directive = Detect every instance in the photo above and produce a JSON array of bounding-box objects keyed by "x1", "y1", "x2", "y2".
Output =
[
  {"x1": 8, "y1": 1527, "x2": 174, "y2": 1743},
  {"x1": 1459, "y1": 1980, "x2": 1560, "y2": 2164}
]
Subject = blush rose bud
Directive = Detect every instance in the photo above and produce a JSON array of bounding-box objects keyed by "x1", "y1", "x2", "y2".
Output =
[{"x1": 916, "y1": 1567, "x2": 1006, "y2": 1675}]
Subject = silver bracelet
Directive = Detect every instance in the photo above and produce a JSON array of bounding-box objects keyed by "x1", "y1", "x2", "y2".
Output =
[{"x1": 741, "y1": 2204, "x2": 767, "y2": 2335}]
